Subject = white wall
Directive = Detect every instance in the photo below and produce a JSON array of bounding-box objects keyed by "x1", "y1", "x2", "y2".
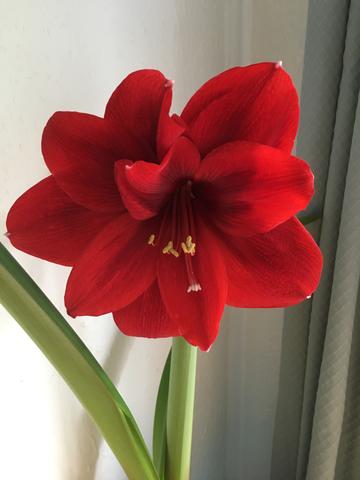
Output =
[{"x1": 0, "y1": 1, "x2": 308, "y2": 479}]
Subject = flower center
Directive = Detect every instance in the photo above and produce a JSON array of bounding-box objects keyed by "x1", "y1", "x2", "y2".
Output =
[{"x1": 147, "y1": 180, "x2": 202, "y2": 293}]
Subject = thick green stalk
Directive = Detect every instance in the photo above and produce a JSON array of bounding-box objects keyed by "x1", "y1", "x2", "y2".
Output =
[
  {"x1": 166, "y1": 337, "x2": 197, "y2": 480},
  {"x1": 0, "y1": 243, "x2": 158, "y2": 480}
]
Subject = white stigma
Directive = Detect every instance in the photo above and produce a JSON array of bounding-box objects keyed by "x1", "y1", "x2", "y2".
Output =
[
  {"x1": 275, "y1": 60, "x2": 283, "y2": 69},
  {"x1": 306, "y1": 295, "x2": 312, "y2": 299},
  {"x1": 165, "y1": 78, "x2": 175, "y2": 88},
  {"x1": 187, "y1": 282, "x2": 202, "y2": 293},
  {"x1": 4, "y1": 231, "x2": 10, "y2": 237}
]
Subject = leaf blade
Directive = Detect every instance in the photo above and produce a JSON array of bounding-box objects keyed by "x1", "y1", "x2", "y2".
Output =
[
  {"x1": 153, "y1": 349, "x2": 172, "y2": 479},
  {"x1": 0, "y1": 243, "x2": 158, "y2": 480}
]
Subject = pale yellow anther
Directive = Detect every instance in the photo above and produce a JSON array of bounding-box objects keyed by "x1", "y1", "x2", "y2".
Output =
[
  {"x1": 148, "y1": 234, "x2": 156, "y2": 246},
  {"x1": 181, "y1": 235, "x2": 196, "y2": 255},
  {"x1": 162, "y1": 241, "x2": 180, "y2": 258},
  {"x1": 181, "y1": 243, "x2": 189, "y2": 254},
  {"x1": 162, "y1": 241, "x2": 173, "y2": 254}
]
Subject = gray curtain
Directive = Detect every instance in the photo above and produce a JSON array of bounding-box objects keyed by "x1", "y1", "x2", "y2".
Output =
[{"x1": 271, "y1": 0, "x2": 360, "y2": 479}]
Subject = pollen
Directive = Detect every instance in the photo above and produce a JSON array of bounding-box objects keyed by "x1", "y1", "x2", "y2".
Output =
[
  {"x1": 162, "y1": 240, "x2": 180, "y2": 258},
  {"x1": 181, "y1": 235, "x2": 196, "y2": 255},
  {"x1": 148, "y1": 234, "x2": 156, "y2": 246}
]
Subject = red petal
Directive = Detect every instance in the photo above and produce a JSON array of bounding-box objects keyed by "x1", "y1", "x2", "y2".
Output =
[
  {"x1": 195, "y1": 141, "x2": 314, "y2": 236},
  {"x1": 114, "y1": 281, "x2": 180, "y2": 338},
  {"x1": 6, "y1": 177, "x2": 114, "y2": 266},
  {"x1": 65, "y1": 214, "x2": 159, "y2": 316},
  {"x1": 105, "y1": 69, "x2": 173, "y2": 159},
  {"x1": 181, "y1": 62, "x2": 299, "y2": 156},
  {"x1": 156, "y1": 86, "x2": 186, "y2": 159},
  {"x1": 223, "y1": 218, "x2": 323, "y2": 307},
  {"x1": 42, "y1": 111, "x2": 139, "y2": 212},
  {"x1": 115, "y1": 137, "x2": 200, "y2": 220},
  {"x1": 157, "y1": 216, "x2": 227, "y2": 351}
]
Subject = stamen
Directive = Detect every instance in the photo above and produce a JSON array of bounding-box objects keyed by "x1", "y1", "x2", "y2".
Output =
[
  {"x1": 145, "y1": 181, "x2": 202, "y2": 293},
  {"x1": 162, "y1": 241, "x2": 173, "y2": 254},
  {"x1": 148, "y1": 234, "x2": 156, "y2": 246},
  {"x1": 162, "y1": 240, "x2": 179, "y2": 258},
  {"x1": 181, "y1": 235, "x2": 196, "y2": 255}
]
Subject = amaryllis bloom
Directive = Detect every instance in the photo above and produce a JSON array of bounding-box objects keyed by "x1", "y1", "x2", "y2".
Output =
[{"x1": 7, "y1": 63, "x2": 322, "y2": 350}]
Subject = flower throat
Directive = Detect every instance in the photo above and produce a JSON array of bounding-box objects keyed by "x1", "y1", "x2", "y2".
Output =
[{"x1": 147, "y1": 180, "x2": 202, "y2": 293}]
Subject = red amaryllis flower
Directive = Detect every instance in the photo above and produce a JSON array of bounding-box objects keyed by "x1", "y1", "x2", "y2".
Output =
[{"x1": 6, "y1": 63, "x2": 322, "y2": 351}]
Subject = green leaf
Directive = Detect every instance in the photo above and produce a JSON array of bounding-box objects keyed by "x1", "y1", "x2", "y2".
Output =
[
  {"x1": 153, "y1": 349, "x2": 172, "y2": 479},
  {"x1": 0, "y1": 243, "x2": 158, "y2": 480}
]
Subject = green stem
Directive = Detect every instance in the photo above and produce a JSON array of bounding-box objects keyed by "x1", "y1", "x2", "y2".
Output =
[
  {"x1": 0, "y1": 244, "x2": 158, "y2": 480},
  {"x1": 166, "y1": 337, "x2": 197, "y2": 480}
]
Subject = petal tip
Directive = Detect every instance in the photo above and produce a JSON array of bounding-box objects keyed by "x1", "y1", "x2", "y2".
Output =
[
  {"x1": 65, "y1": 304, "x2": 77, "y2": 318},
  {"x1": 165, "y1": 78, "x2": 175, "y2": 88}
]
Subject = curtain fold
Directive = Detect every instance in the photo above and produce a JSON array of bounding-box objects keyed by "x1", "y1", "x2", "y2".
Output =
[{"x1": 271, "y1": 0, "x2": 360, "y2": 479}]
